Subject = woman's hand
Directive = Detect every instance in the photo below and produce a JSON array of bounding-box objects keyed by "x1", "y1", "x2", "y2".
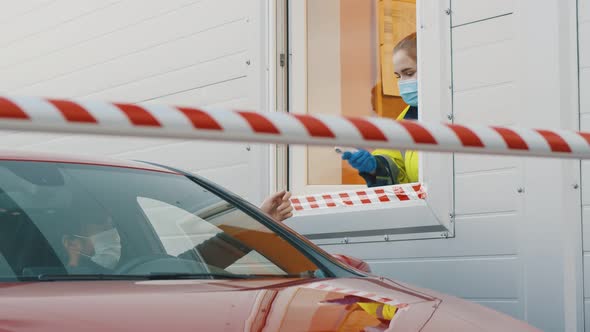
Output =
[
  {"x1": 342, "y1": 149, "x2": 377, "y2": 174},
  {"x1": 260, "y1": 191, "x2": 294, "y2": 222}
]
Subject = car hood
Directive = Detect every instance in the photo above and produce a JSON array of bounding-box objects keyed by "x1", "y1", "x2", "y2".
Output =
[{"x1": 0, "y1": 277, "x2": 537, "y2": 331}]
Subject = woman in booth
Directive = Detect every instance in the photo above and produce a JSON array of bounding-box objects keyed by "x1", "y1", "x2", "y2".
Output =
[{"x1": 342, "y1": 32, "x2": 419, "y2": 187}]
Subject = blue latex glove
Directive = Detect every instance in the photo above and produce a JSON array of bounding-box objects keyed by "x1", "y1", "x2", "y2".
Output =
[{"x1": 342, "y1": 149, "x2": 376, "y2": 173}]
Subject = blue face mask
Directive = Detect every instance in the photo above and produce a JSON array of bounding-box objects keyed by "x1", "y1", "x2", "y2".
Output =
[{"x1": 398, "y1": 80, "x2": 418, "y2": 107}]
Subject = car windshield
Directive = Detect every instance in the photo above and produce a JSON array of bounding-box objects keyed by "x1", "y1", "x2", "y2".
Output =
[{"x1": 0, "y1": 160, "x2": 321, "y2": 281}]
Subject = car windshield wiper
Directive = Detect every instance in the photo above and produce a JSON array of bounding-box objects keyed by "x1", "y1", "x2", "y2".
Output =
[
  {"x1": 35, "y1": 273, "x2": 256, "y2": 281},
  {"x1": 143, "y1": 273, "x2": 313, "y2": 280},
  {"x1": 247, "y1": 273, "x2": 316, "y2": 279},
  {"x1": 35, "y1": 272, "x2": 317, "y2": 281},
  {"x1": 36, "y1": 274, "x2": 149, "y2": 281},
  {"x1": 144, "y1": 273, "x2": 256, "y2": 280}
]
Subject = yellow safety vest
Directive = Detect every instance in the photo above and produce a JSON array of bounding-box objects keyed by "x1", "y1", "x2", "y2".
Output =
[
  {"x1": 371, "y1": 105, "x2": 419, "y2": 184},
  {"x1": 357, "y1": 302, "x2": 397, "y2": 321}
]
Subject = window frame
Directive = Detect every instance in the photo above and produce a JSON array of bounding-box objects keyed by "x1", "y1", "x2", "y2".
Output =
[{"x1": 285, "y1": 0, "x2": 455, "y2": 242}]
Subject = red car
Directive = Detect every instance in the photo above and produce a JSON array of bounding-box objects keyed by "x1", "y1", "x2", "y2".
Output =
[{"x1": 0, "y1": 151, "x2": 538, "y2": 331}]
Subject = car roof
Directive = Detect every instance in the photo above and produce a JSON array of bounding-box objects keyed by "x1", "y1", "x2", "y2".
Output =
[{"x1": 0, "y1": 150, "x2": 179, "y2": 175}]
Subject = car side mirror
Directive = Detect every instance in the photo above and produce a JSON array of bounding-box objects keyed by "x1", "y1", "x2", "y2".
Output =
[{"x1": 331, "y1": 254, "x2": 371, "y2": 273}]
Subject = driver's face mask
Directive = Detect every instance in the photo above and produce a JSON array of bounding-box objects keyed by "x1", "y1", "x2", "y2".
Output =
[{"x1": 76, "y1": 228, "x2": 121, "y2": 269}]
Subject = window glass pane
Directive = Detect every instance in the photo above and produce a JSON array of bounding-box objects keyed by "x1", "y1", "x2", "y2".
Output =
[
  {"x1": 0, "y1": 161, "x2": 319, "y2": 281},
  {"x1": 306, "y1": 0, "x2": 417, "y2": 185},
  {"x1": 138, "y1": 197, "x2": 221, "y2": 256},
  {"x1": 137, "y1": 197, "x2": 287, "y2": 276}
]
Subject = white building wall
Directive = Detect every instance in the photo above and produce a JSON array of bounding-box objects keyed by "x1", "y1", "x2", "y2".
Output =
[
  {"x1": 0, "y1": 0, "x2": 271, "y2": 203},
  {"x1": 0, "y1": 1, "x2": 587, "y2": 331},
  {"x1": 579, "y1": 0, "x2": 590, "y2": 330},
  {"x1": 318, "y1": 1, "x2": 583, "y2": 331},
  {"x1": 322, "y1": 0, "x2": 523, "y2": 318}
]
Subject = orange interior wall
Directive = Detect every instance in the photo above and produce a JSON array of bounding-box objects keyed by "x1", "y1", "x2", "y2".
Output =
[
  {"x1": 339, "y1": 0, "x2": 415, "y2": 185},
  {"x1": 340, "y1": 0, "x2": 376, "y2": 185}
]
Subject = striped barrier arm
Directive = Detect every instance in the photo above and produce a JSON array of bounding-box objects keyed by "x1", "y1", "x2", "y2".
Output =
[
  {"x1": 290, "y1": 184, "x2": 426, "y2": 213},
  {"x1": 1, "y1": 95, "x2": 589, "y2": 159}
]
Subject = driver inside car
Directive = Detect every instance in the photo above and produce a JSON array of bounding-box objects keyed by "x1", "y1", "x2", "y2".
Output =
[
  {"x1": 61, "y1": 191, "x2": 294, "y2": 273},
  {"x1": 61, "y1": 216, "x2": 121, "y2": 273}
]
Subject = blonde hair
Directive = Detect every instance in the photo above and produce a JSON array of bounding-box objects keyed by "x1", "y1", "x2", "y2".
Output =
[{"x1": 393, "y1": 32, "x2": 417, "y2": 61}]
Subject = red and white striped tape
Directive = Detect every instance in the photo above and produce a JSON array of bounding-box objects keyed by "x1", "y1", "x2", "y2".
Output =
[
  {"x1": 2, "y1": 95, "x2": 590, "y2": 159},
  {"x1": 290, "y1": 184, "x2": 426, "y2": 213}
]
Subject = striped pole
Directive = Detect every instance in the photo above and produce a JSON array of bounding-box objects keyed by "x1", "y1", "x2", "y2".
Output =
[{"x1": 1, "y1": 95, "x2": 589, "y2": 159}]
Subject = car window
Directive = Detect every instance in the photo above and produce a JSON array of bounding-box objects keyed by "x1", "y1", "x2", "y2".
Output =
[
  {"x1": 0, "y1": 252, "x2": 15, "y2": 279},
  {"x1": 0, "y1": 160, "x2": 320, "y2": 281},
  {"x1": 138, "y1": 197, "x2": 286, "y2": 275},
  {"x1": 137, "y1": 197, "x2": 216, "y2": 256}
]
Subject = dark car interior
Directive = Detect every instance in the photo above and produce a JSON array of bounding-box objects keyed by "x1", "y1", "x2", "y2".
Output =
[
  {"x1": 0, "y1": 160, "x2": 319, "y2": 281},
  {"x1": 0, "y1": 161, "x2": 238, "y2": 279}
]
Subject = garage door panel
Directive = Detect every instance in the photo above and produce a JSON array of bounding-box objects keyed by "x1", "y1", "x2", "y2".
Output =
[
  {"x1": 369, "y1": 257, "x2": 520, "y2": 299},
  {"x1": 320, "y1": 214, "x2": 518, "y2": 260},
  {"x1": 451, "y1": 0, "x2": 514, "y2": 27},
  {"x1": 0, "y1": 0, "x2": 121, "y2": 49},
  {"x1": 14, "y1": 20, "x2": 249, "y2": 97},
  {"x1": 455, "y1": 170, "x2": 520, "y2": 215},
  {"x1": 0, "y1": 0, "x2": 247, "y2": 92}
]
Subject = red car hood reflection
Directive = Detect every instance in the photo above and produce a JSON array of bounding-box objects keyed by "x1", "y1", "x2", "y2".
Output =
[{"x1": 0, "y1": 277, "x2": 537, "y2": 331}]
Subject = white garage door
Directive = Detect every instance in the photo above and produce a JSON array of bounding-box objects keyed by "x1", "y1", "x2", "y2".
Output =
[{"x1": 0, "y1": 0, "x2": 270, "y2": 203}]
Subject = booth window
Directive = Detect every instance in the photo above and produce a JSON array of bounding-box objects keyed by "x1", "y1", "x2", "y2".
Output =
[{"x1": 306, "y1": 0, "x2": 417, "y2": 186}]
